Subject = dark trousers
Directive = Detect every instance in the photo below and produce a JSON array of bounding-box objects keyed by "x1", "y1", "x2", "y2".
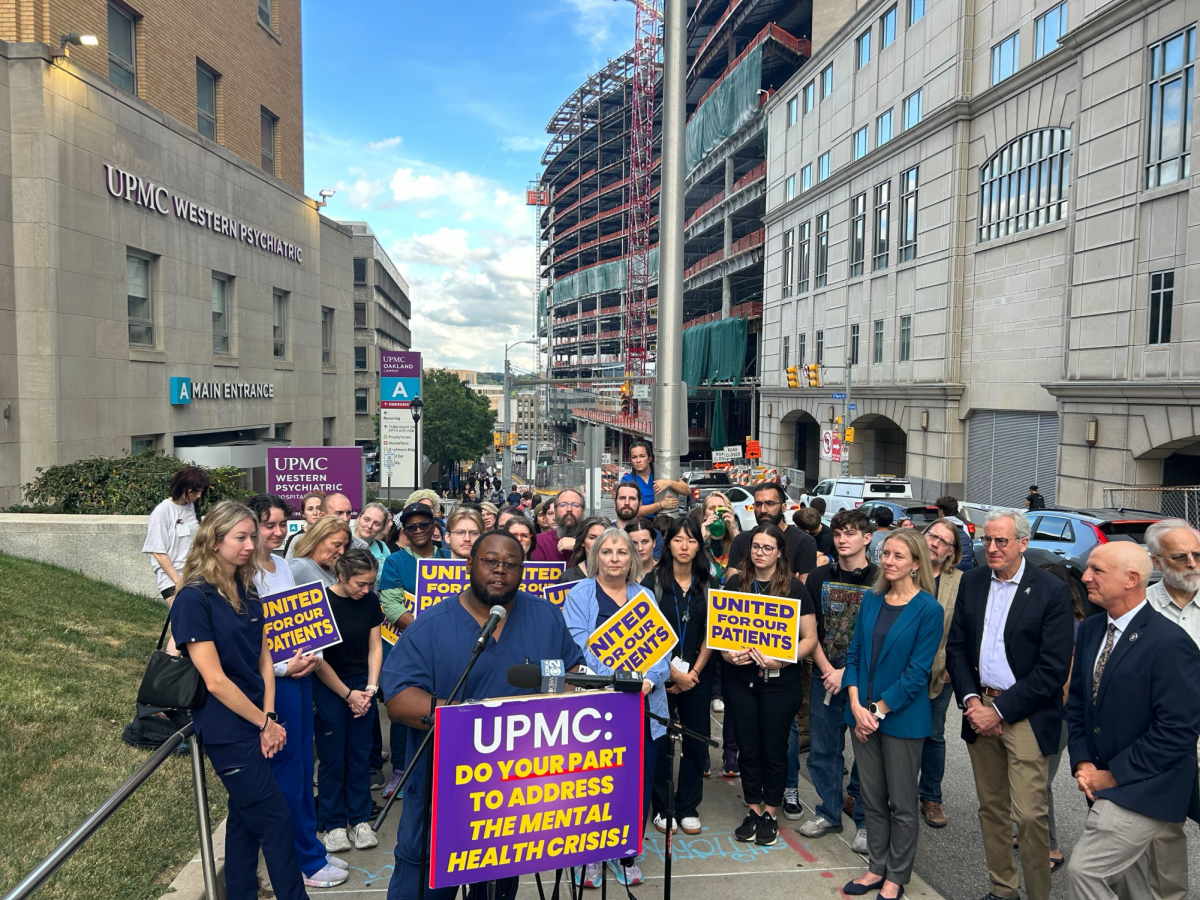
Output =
[
  {"x1": 213, "y1": 746, "x2": 308, "y2": 900},
  {"x1": 388, "y1": 859, "x2": 518, "y2": 900},
  {"x1": 652, "y1": 677, "x2": 712, "y2": 819},
  {"x1": 723, "y1": 671, "x2": 803, "y2": 807},
  {"x1": 371, "y1": 697, "x2": 386, "y2": 769},
  {"x1": 270, "y1": 675, "x2": 327, "y2": 877},
  {"x1": 918, "y1": 681, "x2": 954, "y2": 804},
  {"x1": 313, "y1": 673, "x2": 374, "y2": 831}
]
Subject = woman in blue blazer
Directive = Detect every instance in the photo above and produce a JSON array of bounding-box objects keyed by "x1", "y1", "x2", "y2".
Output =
[
  {"x1": 563, "y1": 527, "x2": 671, "y2": 890},
  {"x1": 841, "y1": 529, "x2": 944, "y2": 899}
]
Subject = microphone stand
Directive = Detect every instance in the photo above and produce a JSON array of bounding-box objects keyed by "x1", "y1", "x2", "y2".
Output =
[{"x1": 645, "y1": 710, "x2": 718, "y2": 900}]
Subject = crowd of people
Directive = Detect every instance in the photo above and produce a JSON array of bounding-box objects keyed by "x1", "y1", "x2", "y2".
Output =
[{"x1": 144, "y1": 464, "x2": 1200, "y2": 900}]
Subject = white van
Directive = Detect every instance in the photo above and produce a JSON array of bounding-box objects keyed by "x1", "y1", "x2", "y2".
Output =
[{"x1": 800, "y1": 477, "x2": 914, "y2": 517}]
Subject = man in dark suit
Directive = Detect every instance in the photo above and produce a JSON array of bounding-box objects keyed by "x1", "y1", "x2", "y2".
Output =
[
  {"x1": 1066, "y1": 541, "x2": 1200, "y2": 900},
  {"x1": 945, "y1": 511, "x2": 1073, "y2": 900}
]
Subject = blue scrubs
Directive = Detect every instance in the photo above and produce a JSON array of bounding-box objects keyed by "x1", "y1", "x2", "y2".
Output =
[
  {"x1": 380, "y1": 591, "x2": 585, "y2": 900},
  {"x1": 272, "y1": 675, "x2": 326, "y2": 877},
  {"x1": 620, "y1": 471, "x2": 656, "y2": 507},
  {"x1": 171, "y1": 582, "x2": 307, "y2": 900}
]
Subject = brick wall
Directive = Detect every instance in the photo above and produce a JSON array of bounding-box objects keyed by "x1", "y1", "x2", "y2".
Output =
[{"x1": 0, "y1": 0, "x2": 304, "y2": 191}]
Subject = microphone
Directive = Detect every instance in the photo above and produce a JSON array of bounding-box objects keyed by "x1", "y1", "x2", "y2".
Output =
[
  {"x1": 474, "y1": 605, "x2": 507, "y2": 652},
  {"x1": 507, "y1": 663, "x2": 644, "y2": 693}
]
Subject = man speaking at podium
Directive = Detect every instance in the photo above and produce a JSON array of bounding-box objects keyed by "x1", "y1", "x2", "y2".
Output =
[{"x1": 381, "y1": 530, "x2": 586, "y2": 900}]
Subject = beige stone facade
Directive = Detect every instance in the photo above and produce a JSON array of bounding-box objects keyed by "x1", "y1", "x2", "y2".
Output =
[{"x1": 759, "y1": 0, "x2": 1200, "y2": 508}]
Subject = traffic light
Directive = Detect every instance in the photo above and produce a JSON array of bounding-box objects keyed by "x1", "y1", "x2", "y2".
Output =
[
  {"x1": 845, "y1": 426, "x2": 856, "y2": 443},
  {"x1": 786, "y1": 366, "x2": 800, "y2": 388},
  {"x1": 806, "y1": 363, "x2": 821, "y2": 387},
  {"x1": 835, "y1": 415, "x2": 843, "y2": 426},
  {"x1": 620, "y1": 381, "x2": 630, "y2": 416}
]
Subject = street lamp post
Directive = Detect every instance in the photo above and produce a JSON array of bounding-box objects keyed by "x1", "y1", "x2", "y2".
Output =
[{"x1": 410, "y1": 396, "x2": 424, "y2": 494}]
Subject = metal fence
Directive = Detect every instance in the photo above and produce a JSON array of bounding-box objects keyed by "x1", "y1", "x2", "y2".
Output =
[
  {"x1": 535, "y1": 462, "x2": 587, "y2": 492},
  {"x1": 1102, "y1": 486, "x2": 1200, "y2": 527}
]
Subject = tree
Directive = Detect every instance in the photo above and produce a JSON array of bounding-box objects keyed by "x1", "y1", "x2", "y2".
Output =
[{"x1": 422, "y1": 369, "x2": 496, "y2": 466}]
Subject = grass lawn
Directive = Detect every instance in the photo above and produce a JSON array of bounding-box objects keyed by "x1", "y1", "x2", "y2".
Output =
[{"x1": 0, "y1": 553, "x2": 227, "y2": 900}]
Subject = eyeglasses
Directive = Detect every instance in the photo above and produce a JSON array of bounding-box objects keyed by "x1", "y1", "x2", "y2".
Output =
[
  {"x1": 926, "y1": 533, "x2": 954, "y2": 548},
  {"x1": 750, "y1": 543, "x2": 778, "y2": 555},
  {"x1": 981, "y1": 536, "x2": 1011, "y2": 548},
  {"x1": 1164, "y1": 552, "x2": 1200, "y2": 565},
  {"x1": 753, "y1": 500, "x2": 782, "y2": 508},
  {"x1": 450, "y1": 529, "x2": 481, "y2": 540},
  {"x1": 556, "y1": 501, "x2": 583, "y2": 510},
  {"x1": 403, "y1": 521, "x2": 433, "y2": 533},
  {"x1": 477, "y1": 557, "x2": 521, "y2": 572}
]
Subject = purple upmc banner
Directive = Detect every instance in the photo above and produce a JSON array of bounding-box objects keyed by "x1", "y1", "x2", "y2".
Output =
[
  {"x1": 381, "y1": 350, "x2": 421, "y2": 409},
  {"x1": 267, "y1": 447, "x2": 364, "y2": 516},
  {"x1": 429, "y1": 691, "x2": 644, "y2": 889}
]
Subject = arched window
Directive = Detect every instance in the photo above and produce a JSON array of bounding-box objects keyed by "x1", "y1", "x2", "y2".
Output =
[{"x1": 978, "y1": 128, "x2": 1070, "y2": 242}]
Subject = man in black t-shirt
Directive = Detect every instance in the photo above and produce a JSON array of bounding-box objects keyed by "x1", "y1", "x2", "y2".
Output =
[
  {"x1": 795, "y1": 507, "x2": 836, "y2": 561},
  {"x1": 1025, "y1": 485, "x2": 1046, "y2": 510},
  {"x1": 728, "y1": 482, "x2": 818, "y2": 582}
]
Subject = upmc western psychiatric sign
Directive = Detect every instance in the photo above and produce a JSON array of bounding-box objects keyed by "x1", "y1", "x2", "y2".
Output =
[
  {"x1": 104, "y1": 164, "x2": 304, "y2": 265},
  {"x1": 267, "y1": 447, "x2": 364, "y2": 515}
]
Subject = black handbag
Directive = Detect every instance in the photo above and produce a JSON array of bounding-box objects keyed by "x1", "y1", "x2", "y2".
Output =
[{"x1": 136, "y1": 600, "x2": 209, "y2": 710}]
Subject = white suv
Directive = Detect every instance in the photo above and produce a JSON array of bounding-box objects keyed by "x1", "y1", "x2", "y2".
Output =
[{"x1": 800, "y1": 477, "x2": 913, "y2": 518}]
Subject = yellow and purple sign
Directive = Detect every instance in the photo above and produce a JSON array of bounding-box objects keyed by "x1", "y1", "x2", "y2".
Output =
[
  {"x1": 260, "y1": 581, "x2": 343, "y2": 664},
  {"x1": 414, "y1": 559, "x2": 566, "y2": 616},
  {"x1": 585, "y1": 590, "x2": 676, "y2": 672},
  {"x1": 706, "y1": 588, "x2": 801, "y2": 663}
]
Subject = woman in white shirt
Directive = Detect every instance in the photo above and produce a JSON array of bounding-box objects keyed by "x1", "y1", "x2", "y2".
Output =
[{"x1": 142, "y1": 466, "x2": 210, "y2": 600}]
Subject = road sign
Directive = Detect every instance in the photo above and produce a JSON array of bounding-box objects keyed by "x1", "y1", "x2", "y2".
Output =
[
  {"x1": 820, "y1": 429, "x2": 846, "y2": 462},
  {"x1": 830, "y1": 392, "x2": 847, "y2": 400},
  {"x1": 632, "y1": 384, "x2": 650, "y2": 400},
  {"x1": 745, "y1": 439, "x2": 762, "y2": 460},
  {"x1": 849, "y1": 403, "x2": 857, "y2": 410},
  {"x1": 711, "y1": 445, "x2": 742, "y2": 463}
]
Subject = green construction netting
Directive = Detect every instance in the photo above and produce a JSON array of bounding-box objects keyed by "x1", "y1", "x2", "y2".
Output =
[
  {"x1": 710, "y1": 390, "x2": 728, "y2": 451},
  {"x1": 681, "y1": 320, "x2": 712, "y2": 393},
  {"x1": 685, "y1": 45, "x2": 763, "y2": 173},
  {"x1": 539, "y1": 287, "x2": 549, "y2": 318},
  {"x1": 681, "y1": 316, "x2": 749, "y2": 389},
  {"x1": 549, "y1": 247, "x2": 660, "y2": 306}
]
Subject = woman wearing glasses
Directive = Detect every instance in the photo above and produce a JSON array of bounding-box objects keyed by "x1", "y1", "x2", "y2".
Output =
[
  {"x1": 722, "y1": 525, "x2": 818, "y2": 847},
  {"x1": 502, "y1": 516, "x2": 537, "y2": 557}
]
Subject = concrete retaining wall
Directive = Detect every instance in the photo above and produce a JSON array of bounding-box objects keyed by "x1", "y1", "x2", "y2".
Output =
[{"x1": 0, "y1": 514, "x2": 160, "y2": 598}]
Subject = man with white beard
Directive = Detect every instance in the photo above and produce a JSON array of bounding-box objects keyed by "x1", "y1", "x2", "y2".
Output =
[{"x1": 1144, "y1": 517, "x2": 1200, "y2": 900}]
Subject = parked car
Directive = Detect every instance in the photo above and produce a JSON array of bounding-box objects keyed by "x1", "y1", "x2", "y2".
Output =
[
  {"x1": 680, "y1": 470, "x2": 734, "y2": 510},
  {"x1": 800, "y1": 477, "x2": 913, "y2": 516},
  {"x1": 858, "y1": 500, "x2": 943, "y2": 530},
  {"x1": 964, "y1": 506, "x2": 1169, "y2": 563},
  {"x1": 721, "y1": 484, "x2": 801, "y2": 532}
]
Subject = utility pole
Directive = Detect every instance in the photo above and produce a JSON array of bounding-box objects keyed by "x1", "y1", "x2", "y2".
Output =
[
  {"x1": 842, "y1": 363, "x2": 852, "y2": 477},
  {"x1": 653, "y1": 0, "x2": 686, "y2": 490},
  {"x1": 503, "y1": 356, "x2": 512, "y2": 488}
]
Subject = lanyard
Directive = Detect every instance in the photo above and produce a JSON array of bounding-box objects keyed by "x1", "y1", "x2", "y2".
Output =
[{"x1": 671, "y1": 580, "x2": 691, "y2": 655}]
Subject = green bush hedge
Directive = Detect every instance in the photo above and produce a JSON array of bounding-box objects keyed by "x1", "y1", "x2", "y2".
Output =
[{"x1": 9, "y1": 450, "x2": 252, "y2": 515}]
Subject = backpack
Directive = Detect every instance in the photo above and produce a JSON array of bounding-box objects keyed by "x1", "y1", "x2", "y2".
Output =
[
  {"x1": 122, "y1": 704, "x2": 191, "y2": 753},
  {"x1": 1028, "y1": 492, "x2": 1046, "y2": 511}
]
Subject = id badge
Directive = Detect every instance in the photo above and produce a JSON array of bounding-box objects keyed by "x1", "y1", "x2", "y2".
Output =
[{"x1": 176, "y1": 522, "x2": 193, "y2": 538}]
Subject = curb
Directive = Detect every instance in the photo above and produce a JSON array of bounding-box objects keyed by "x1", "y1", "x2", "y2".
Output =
[{"x1": 158, "y1": 816, "x2": 226, "y2": 899}]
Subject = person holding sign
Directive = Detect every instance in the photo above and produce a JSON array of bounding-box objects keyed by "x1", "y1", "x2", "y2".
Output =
[
  {"x1": 643, "y1": 517, "x2": 715, "y2": 835},
  {"x1": 841, "y1": 530, "x2": 943, "y2": 898},
  {"x1": 559, "y1": 517, "x2": 610, "y2": 583},
  {"x1": 721, "y1": 525, "x2": 818, "y2": 848},
  {"x1": 169, "y1": 502, "x2": 306, "y2": 900},
  {"x1": 563, "y1": 528, "x2": 671, "y2": 888},
  {"x1": 312, "y1": 549, "x2": 384, "y2": 855}
]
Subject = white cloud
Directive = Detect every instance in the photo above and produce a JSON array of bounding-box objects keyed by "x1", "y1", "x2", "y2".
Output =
[
  {"x1": 393, "y1": 228, "x2": 494, "y2": 267},
  {"x1": 501, "y1": 134, "x2": 547, "y2": 153},
  {"x1": 337, "y1": 177, "x2": 386, "y2": 209},
  {"x1": 389, "y1": 167, "x2": 487, "y2": 205},
  {"x1": 563, "y1": 0, "x2": 630, "y2": 50},
  {"x1": 366, "y1": 136, "x2": 404, "y2": 151}
]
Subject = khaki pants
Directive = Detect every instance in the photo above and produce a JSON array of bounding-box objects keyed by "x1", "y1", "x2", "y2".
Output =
[
  {"x1": 964, "y1": 695, "x2": 1050, "y2": 900},
  {"x1": 1069, "y1": 799, "x2": 1186, "y2": 900}
]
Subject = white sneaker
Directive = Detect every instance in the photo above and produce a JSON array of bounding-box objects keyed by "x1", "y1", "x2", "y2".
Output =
[
  {"x1": 711, "y1": 698, "x2": 725, "y2": 712},
  {"x1": 326, "y1": 854, "x2": 349, "y2": 869},
  {"x1": 323, "y1": 828, "x2": 352, "y2": 853},
  {"x1": 680, "y1": 816, "x2": 702, "y2": 834},
  {"x1": 305, "y1": 864, "x2": 349, "y2": 888},
  {"x1": 351, "y1": 821, "x2": 378, "y2": 849},
  {"x1": 851, "y1": 828, "x2": 868, "y2": 854},
  {"x1": 652, "y1": 813, "x2": 678, "y2": 834}
]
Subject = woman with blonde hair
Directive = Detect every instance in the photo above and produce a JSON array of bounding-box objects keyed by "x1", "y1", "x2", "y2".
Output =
[
  {"x1": 289, "y1": 515, "x2": 352, "y2": 589},
  {"x1": 169, "y1": 501, "x2": 306, "y2": 900},
  {"x1": 841, "y1": 528, "x2": 943, "y2": 898},
  {"x1": 695, "y1": 491, "x2": 739, "y2": 582}
]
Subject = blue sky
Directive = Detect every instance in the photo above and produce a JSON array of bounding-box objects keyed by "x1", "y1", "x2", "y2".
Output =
[{"x1": 301, "y1": 0, "x2": 636, "y2": 373}]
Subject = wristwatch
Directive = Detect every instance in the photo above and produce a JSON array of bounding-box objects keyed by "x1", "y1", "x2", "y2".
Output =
[
  {"x1": 868, "y1": 702, "x2": 886, "y2": 720},
  {"x1": 261, "y1": 710, "x2": 278, "y2": 731}
]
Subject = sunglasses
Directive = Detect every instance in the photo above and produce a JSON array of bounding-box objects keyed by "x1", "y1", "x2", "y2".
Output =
[{"x1": 403, "y1": 520, "x2": 433, "y2": 533}]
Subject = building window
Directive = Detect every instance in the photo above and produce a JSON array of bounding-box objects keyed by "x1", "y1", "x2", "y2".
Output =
[
  {"x1": 815, "y1": 212, "x2": 830, "y2": 288},
  {"x1": 126, "y1": 253, "x2": 153, "y2": 347},
  {"x1": 107, "y1": 3, "x2": 137, "y2": 93},
  {"x1": 909, "y1": 0, "x2": 925, "y2": 25},
  {"x1": 321, "y1": 307, "x2": 333, "y2": 366},
  {"x1": 322, "y1": 417, "x2": 335, "y2": 447},
  {"x1": 272, "y1": 289, "x2": 287, "y2": 358},
  {"x1": 781, "y1": 229, "x2": 794, "y2": 297},
  {"x1": 211, "y1": 275, "x2": 230, "y2": 355},
  {"x1": 801, "y1": 164, "x2": 812, "y2": 192},
  {"x1": 992, "y1": 32, "x2": 1020, "y2": 85},
  {"x1": 818, "y1": 152, "x2": 831, "y2": 182},
  {"x1": 816, "y1": 330, "x2": 825, "y2": 364},
  {"x1": 1146, "y1": 27, "x2": 1196, "y2": 190},
  {"x1": 873, "y1": 180, "x2": 891, "y2": 270},
  {"x1": 787, "y1": 96, "x2": 799, "y2": 127},
  {"x1": 899, "y1": 166, "x2": 919, "y2": 261},
  {"x1": 1149, "y1": 270, "x2": 1174, "y2": 344},
  {"x1": 900, "y1": 314, "x2": 912, "y2": 361},
  {"x1": 857, "y1": 30, "x2": 872, "y2": 69},
  {"x1": 881, "y1": 6, "x2": 897, "y2": 48},
  {"x1": 785, "y1": 174, "x2": 796, "y2": 201},
  {"x1": 354, "y1": 301, "x2": 367, "y2": 327},
  {"x1": 853, "y1": 126, "x2": 869, "y2": 160},
  {"x1": 903, "y1": 90, "x2": 923, "y2": 130},
  {"x1": 803, "y1": 81, "x2": 815, "y2": 113},
  {"x1": 797, "y1": 221, "x2": 811, "y2": 293},
  {"x1": 355, "y1": 345, "x2": 368, "y2": 370},
  {"x1": 979, "y1": 128, "x2": 1070, "y2": 242},
  {"x1": 131, "y1": 435, "x2": 156, "y2": 455},
  {"x1": 873, "y1": 319, "x2": 884, "y2": 363},
  {"x1": 851, "y1": 323, "x2": 861, "y2": 365},
  {"x1": 782, "y1": 335, "x2": 790, "y2": 370},
  {"x1": 258, "y1": 0, "x2": 272, "y2": 29},
  {"x1": 821, "y1": 64, "x2": 834, "y2": 98},
  {"x1": 355, "y1": 388, "x2": 369, "y2": 414},
  {"x1": 798, "y1": 332, "x2": 807, "y2": 365},
  {"x1": 196, "y1": 64, "x2": 217, "y2": 140},
  {"x1": 274, "y1": 422, "x2": 291, "y2": 441},
  {"x1": 261, "y1": 108, "x2": 277, "y2": 174},
  {"x1": 876, "y1": 110, "x2": 893, "y2": 146},
  {"x1": 849, "y1": 193, "x2": 867, "y2": 277},
  {"x1": 1035, "y1": 2, "x2": 1068, "y2": 59},
  {"x1": 353, "y1": 258, "x2": 368, "y2": 283}
]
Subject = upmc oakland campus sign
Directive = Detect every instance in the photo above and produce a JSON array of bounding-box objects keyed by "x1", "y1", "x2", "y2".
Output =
[{"x1": 104, "y1": 164, "x2": 304, "y2": 265}]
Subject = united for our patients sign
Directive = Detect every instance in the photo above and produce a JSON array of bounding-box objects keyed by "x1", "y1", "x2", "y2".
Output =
[
  {"x1": 585, "y1": 591, "x2": 676, "y2": 672},
  {"x1": 705, "y1": 588, "x2": 801, "y2": 663},
  {"x1": 260, "y1": 581, "x2": 343, "y2": 664},
  {"x1": 413, "y1": 558, "x2": 565, "y2": 615}
]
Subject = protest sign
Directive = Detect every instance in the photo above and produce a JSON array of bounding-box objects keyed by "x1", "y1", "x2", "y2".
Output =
[
  {"x1": 429, "y1": 691, "x2": 643, "y2": 888},
  {"x1": 414, "y1": 559, "x2": 565, "y2": 615},
  {"x1": 705, "y1": 588, "x2": 800, "y2": 663},
  {"x1": 585, "y1": 590, "x2": 676, "y2": 672},
  {"x1": 543, "y1": 580, "x2": 583, "y2": 610},
  {"x1": 260, "y1": 581, "x2": 343, "y2": 664},
  {"x1": 380, "y1": 592, "x2": 416, "y2": 645}
]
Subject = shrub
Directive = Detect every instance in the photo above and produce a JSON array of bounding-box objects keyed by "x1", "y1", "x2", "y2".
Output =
[{"x1": 16, "y1": 450, "x2": 252, "y2": 515}]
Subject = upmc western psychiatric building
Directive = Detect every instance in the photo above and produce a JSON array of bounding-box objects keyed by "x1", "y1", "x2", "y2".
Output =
[{"x1": 0, "y1": 0, "x2": 375, "y2": 506}]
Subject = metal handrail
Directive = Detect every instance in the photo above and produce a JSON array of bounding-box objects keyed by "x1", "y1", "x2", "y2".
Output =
[{"x1": 3, "y1": 722, "x2": 219, "y2": 900}]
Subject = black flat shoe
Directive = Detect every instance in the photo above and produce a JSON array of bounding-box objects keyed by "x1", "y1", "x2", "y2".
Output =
[
  {"x1": 842, "y1": 877, "x2": 885, "y2": 895},
  {"x1": 1050, "y1": 855, "x2": 1066, "y2": 873}
]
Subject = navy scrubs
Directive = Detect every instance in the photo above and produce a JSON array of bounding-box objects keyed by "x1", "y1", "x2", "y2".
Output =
[
  {"x1": 380, "y1": 591, "x2": 585, "y2": 900},
  {"x1": 171, "y1": 581, "x2": 307, "y2": 900}
]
